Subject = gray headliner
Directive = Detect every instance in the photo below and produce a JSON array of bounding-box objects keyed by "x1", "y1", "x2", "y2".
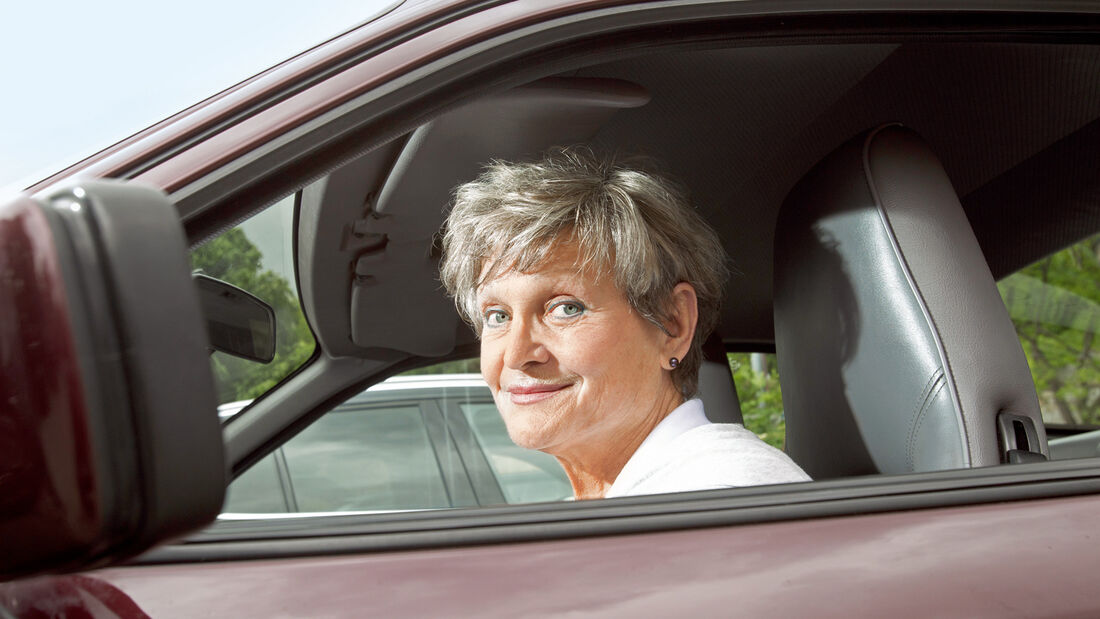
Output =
[
  {"x1": 300, "y1": 40, "x2": 1100, "y2": 357},
  {"x1": 581, "y1": 42, "x2": 1100, "y2": 342}
]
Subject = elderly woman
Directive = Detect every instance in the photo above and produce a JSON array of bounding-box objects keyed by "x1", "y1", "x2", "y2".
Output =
[{"x1": 440, "y1": 148, "x2": 809, "y2": 499}]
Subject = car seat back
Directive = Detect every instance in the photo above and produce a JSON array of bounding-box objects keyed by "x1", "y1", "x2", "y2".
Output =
[{"x1": 773, "y1": 125, "x2": 1047, "y2": 479}]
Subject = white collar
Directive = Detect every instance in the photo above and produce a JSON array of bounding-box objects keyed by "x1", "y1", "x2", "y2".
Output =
[{"x1": 607, "y1": 398, "x2": 709, "y2": 497}]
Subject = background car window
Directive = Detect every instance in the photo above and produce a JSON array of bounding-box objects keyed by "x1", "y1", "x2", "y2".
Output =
[
  {"x1": 283, "y1": 405, "x2": 452, "y2": 512},
  {"x1": 220, "y1": 362, "x2": 574, "y2": 516},
  {"x1": 998, "y1": 233, "x2": 1100, "y2": 430},
  {"x1": 459, "y1": 402, "x2": 572, "y2": 503},
  {"x1": 222, "y1": 454, "x2": 289, "y2": 513},
  {"x1": 190, "y1": 194, "x2": 315, "y2": 406}
]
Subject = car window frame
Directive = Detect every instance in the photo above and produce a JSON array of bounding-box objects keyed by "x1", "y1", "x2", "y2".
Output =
[{"x1": 112, "y1": 1, "x2": 1100, "y2": 564}]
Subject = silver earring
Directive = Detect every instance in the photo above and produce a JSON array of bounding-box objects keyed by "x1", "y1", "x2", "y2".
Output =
[{"x1": 669, "y1": 357, "x2": 679, "y2": 369}]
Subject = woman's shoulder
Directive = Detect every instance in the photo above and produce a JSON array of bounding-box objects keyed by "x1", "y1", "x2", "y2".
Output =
[
  {"x1": 681, "y1": 421, "x2": 771, "y2": 444},
  {"x1": 679, "y1": 423, "x2": 807, "y2": 471},
  {"x1": 623, "y1": 423, "x2": 811, "y2": 495}
]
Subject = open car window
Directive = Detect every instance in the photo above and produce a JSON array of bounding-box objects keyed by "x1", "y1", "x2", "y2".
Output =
[{"x1": 223, "y1": 354, "x2": 794, "y2": 516}]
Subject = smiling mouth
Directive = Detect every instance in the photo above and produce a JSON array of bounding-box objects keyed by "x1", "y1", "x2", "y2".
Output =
[{"x1": 505, "y1": 382, "x2": 573, "y2": 405}]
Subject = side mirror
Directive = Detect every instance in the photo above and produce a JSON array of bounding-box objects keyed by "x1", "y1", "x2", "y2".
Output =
[
  {"x1": 0, "y1": 181, "x2": 225, "y2": 580},
  {"x1": 194, "y1": 274, "x2": 276, "y2": 363}
]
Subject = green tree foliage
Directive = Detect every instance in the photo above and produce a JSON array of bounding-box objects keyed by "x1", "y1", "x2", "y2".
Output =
[
  {"x1": 999, "y1": 234, "x2": 1100, "y2": 426},
  {"x1": 191, "y1": 228, "x2": 315, "y2": 403},
  {"x1": 728, "y1": 353, "x2": 786, "y2": 448}
]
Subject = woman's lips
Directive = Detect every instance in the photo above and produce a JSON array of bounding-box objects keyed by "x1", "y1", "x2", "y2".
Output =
[{"x1": 506, "y1": 382, "x2": 573, "y2": 405}]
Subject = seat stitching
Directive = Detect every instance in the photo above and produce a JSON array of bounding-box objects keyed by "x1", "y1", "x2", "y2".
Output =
[
  {"x1": 904, "y1": 371, "x2": 940, "y2": 470},
  {"x1": 907, "y1": 369, "x2": 946, "y2": 471}
]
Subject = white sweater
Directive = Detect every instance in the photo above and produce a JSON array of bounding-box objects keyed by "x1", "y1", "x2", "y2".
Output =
[{"x1": 605, "y1": 398, "x2": 810, "y2": 498}]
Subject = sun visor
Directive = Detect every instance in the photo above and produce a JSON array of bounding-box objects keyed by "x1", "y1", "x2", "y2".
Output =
[{"x1": 346, "y1": 77, "x2": 649, "y2": 355}]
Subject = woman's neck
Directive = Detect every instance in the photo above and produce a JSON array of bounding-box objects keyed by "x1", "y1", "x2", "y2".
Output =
[{"x1": 554, "y1": 386, "x2": 684, "y2": 500}]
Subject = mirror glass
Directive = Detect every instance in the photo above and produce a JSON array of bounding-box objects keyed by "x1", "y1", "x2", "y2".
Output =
[{"x1": 194, "y1": 274, "x2": 276, "y2": 363}]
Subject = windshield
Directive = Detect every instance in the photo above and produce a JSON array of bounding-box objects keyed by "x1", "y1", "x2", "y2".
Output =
[{"x1": 0, "y1": 0, "x2": 402, "y2": 195}]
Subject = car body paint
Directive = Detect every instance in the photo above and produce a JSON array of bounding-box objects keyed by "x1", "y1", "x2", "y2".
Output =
[
  {"x1": 0, "y1": 196, "x2": 102, "y2": 574},
  {"x1": 5, "y1": 492, "x2": 1094, "y2": 617}
]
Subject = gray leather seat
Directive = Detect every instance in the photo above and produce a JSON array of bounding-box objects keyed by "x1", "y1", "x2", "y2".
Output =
[{"x1": 773, "y1": 124, "x2": 1048, "y2": 479}]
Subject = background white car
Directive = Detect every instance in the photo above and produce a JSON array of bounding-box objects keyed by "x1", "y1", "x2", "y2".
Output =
[{"x1": 220, "y1": 374, "x2": 572, "y2": 516}]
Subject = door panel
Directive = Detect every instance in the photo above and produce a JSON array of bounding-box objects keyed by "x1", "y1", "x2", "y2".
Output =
[{"x1": 62, "y1": 493, "x2": 1100, "y2": 617}]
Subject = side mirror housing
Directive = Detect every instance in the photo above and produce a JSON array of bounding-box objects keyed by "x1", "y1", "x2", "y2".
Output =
[{"x1": 0, "y1": 181, "x2": 225, "y2": 580}]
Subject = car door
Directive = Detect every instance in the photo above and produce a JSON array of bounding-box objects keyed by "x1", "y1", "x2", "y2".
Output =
[{"x1": 6, "y1": 1, "x2": 1100, "y2": 617}]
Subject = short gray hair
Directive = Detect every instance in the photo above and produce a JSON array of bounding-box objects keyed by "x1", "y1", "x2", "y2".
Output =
[{"x1": 439, "y1": 146, "x2": 728, "y2": 397}]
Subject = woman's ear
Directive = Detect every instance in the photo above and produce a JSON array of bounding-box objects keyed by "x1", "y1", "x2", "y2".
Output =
[{"x1": 663, "y1": 282, "x2": 698, "y2": 365}]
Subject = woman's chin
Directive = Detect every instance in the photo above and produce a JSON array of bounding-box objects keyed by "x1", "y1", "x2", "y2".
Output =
[
  {"x1": 497, "y1": 393, "x2": 574, "y2": 445},
  {"x1": 509, "y1": 433, "x2": 545, "y2": 451},
  {"x1": 501, "y1": 418, "x2": 560, "y2": 452}
]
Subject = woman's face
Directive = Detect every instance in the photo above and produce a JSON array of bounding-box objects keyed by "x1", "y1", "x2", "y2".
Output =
[{"x1": 476, "y1": 239, "x2": 678, "y2": 458}]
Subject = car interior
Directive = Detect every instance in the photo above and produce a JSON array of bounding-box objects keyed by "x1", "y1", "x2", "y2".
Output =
[{"x1": 219, "y1": 39, "x2": 1100, "y2": 506}]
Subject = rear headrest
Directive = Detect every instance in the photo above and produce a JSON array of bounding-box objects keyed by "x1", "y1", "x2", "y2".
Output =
[
  {"x1": 697, "y1": 360, "x2": 744, "y2": 425},
  {"x1": 774, "y1": 124, "x2": 1046, "y2": 479}
]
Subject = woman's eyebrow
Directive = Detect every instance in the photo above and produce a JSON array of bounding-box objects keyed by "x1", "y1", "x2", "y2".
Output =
[{"x1": 474, "y1": 284, "x2": 506, "y2": 309}]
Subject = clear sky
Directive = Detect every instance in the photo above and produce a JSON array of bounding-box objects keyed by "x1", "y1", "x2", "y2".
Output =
[{"x1": 1, "y1": 0, "x2": 402, "y2": 197}]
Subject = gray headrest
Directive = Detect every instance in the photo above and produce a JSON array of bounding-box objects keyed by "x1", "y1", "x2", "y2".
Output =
[
  {"x1": 774, "y1": 124, "x2": 1046, "y2": 479},
  {"x1": 697, "y1": 360, "x2": 743, "y2": 425}
]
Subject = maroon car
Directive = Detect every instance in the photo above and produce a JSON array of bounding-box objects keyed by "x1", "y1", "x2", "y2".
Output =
[{"x1": 4, "y1": 0, "x2": 1100, "y2": 616}]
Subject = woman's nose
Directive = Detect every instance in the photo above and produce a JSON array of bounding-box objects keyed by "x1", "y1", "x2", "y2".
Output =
[{"x1": 502, "y1": 317, "x2": 550, "y2": 369}]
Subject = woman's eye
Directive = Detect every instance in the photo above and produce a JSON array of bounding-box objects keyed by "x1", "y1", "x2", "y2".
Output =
[
  {"x1": 549, "y1": 301, "x2": 585, "y2": 319},
  {"x1": 483, "y1": 309, "x2": 510, "y2": 327}
]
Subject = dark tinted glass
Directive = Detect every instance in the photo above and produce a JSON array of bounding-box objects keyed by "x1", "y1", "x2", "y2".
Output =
[{"x1": 283, "y1": 405, "x2": 451, "y2": 511}]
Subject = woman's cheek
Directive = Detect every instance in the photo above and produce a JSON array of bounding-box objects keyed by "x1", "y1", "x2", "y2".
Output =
[
  {"x1": 479, "y1": 337, "x2": 504, "y2": 389},
  {"x1": 554, "y1": 322, "x2": 611, "y2": 375}
]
